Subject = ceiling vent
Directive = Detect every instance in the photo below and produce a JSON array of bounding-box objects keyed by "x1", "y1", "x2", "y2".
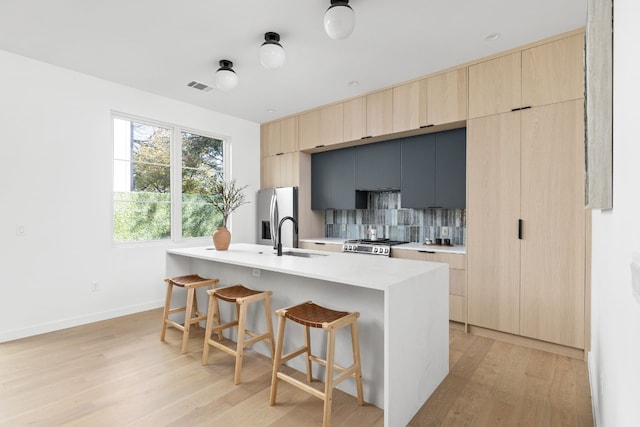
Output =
[{"x1": 187, "y1": 81, "x2": 213, "y2": 92}]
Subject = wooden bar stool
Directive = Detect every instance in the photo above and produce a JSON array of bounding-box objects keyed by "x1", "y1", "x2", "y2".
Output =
[
  {"x1": 269, "y1": 301, "x2": 364, "y2": 427},
  {"x1": 202, "y1": 285, "x2": 275, "y2": 385},
  {"x1": 160, "y1": 274, "x2": 220, "y2": 354}
]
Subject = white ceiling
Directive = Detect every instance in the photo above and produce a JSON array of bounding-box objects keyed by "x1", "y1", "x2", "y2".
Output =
[{"x1": 0, "y1": 0, "x2": 587, "y2": 124}]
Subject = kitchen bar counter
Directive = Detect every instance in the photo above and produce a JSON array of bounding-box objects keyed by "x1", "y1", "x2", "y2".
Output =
[{"x1": 166, "y1": 243, "x2": 448, "y2": 427}]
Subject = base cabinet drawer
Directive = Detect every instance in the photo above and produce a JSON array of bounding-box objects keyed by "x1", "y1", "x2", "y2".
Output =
[{"x1": 299, "y1": 241, "x2": 343, "y2": 253}]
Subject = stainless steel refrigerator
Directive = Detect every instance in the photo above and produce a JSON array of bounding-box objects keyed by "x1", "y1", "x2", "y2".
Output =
[{"x1": 256, "y1": 187, "x2": 298, "y2": 249}]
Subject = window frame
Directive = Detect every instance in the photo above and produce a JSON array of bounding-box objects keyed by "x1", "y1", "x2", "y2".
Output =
[{"x1": 111, "y1": 111, "x2": 230, "y2": 246}]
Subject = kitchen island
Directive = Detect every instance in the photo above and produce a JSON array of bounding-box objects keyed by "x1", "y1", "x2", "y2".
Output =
[{"x1": 166, "y1": 243, "x2": 448, "y2": 427}]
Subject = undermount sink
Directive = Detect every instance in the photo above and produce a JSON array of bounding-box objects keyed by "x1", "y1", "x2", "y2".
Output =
[{"x1": 281, "y1": 251, "x2": 327, "y2": 258}]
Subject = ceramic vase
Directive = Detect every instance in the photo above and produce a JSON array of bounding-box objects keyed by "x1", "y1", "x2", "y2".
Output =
[{"x1": 213, "y1": 226, "x2": 231, "y2": 250}]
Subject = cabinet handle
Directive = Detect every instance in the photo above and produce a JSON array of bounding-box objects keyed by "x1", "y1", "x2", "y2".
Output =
[
  {"x1": 315, "y1": 145, "x2": 325, "y2": 148},
  {"x1": 276, "y1": 152, "x2": 284, "y2": 156},
  {"x1": 518, "y1": 219, "x2": 523, "y2": 240},
  {"x1": 361, "y1": 136, "x2": 373, "y2": 139},
  {"x1": 420, "y1": 124, "x2": 435, "y2": 128},
  {"x1": 511, "y1": 106, "x2": 532, "y2": 112},
  {"x1": 419, "y1": 250, "x2": 436, "y2": 254}
]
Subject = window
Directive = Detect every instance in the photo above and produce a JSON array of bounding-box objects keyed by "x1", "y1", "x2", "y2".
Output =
[{"x1": 113, "y1": 115, "x2": 225, "y2": 242}]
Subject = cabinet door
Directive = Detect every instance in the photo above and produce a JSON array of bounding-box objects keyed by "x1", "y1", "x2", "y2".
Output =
[
  {"x1": 280, "y1": 116, "x2": 299, "y2": 153},
  {"x1": 279, "y1": 152, "x2": 300, "y2": 188},
  {"x1": 427, "y1": 68, "x2": 468, "y2": 125},
  {"x1": 311, "y1": 151, "x2": 333, "y2": 209},
  {"x1": 261, "y1": 121, "x2": 281, "y2": 157},
  {"x1": 311, "y1": 148, "x2": 357, "y2": 209},
  {"x1": 261, "y1": 155, "x2": 279, "y2": 189},
  {"x1": 400, "y1": 134, "x2": 436, "y2": 208},
  {"x1": 522, "y1": 34, "x2": 585, "y2": 108},
  {"x1": 366, "y1": 89, "x2": 393, "y2": 137},
  {"x1": 343, "y1": 96, "x2": 367, "y2": 141},
  {"x1": 392, "y1": 80, "x2": 427, "y2": 133},
  {"x1": 520, "y1": 100, "x2": 585, "y2": 348},
  {"x1": 468, "y1": 52, "x2": 522, "y2": 118},
  {"x1": 298, "y1": 109, "x2": 321, "y2": 151},
  {"x1": 320, "y1": 103, "x2": 344, "y2": 147},
  {"x1": 355, "y1": 139, "x2": 401, "y2": 190},
  {"x1": 434, "y1": 128, "x2": 466, "y2": 208},
  {"x1": 467, "y1": 112, "x2": 521, "y2": 335},
  {"x1": 331, "y1": 148, "x2": 357, "y2": 209}
]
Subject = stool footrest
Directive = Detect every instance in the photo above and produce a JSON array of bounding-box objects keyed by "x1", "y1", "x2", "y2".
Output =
[
  {"x1": 276, "y1": 372, "x2": 325, "y2": 400},
  {"x1": 279, "y1": 346, "x2": 309, "y2": 364}
]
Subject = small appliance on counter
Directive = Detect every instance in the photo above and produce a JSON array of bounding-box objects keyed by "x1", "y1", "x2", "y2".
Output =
[
  {"x1": 257, "y1": 187, "x2": 298, "y2": 249},
  {"x1": 342, "y1": 238, "x2": 408, "y2": 256}
]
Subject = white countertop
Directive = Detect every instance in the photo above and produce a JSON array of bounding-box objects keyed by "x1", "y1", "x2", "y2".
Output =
[
  {"x1": 167, "y1": 243, "x2": 445, "y2": 292},
  {"x1": 300, "y1": 237, "x2": 466, "y2": 254}
]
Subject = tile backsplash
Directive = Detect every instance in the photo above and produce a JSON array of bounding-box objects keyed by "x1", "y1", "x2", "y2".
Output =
[{"x1": 324, "y1": 191, "x2": 466, "y2": 245}]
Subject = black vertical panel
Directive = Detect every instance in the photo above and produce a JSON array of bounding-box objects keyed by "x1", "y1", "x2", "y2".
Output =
[
  {"x1": 400, "y1": 133, "x2": 436, "y2": 208},
  {"x1": 355, "y1": 139, "x2": 402, "y2": 190},
  {"x1": 435, "y1": 128, "x2": 467, "y2": 208}
]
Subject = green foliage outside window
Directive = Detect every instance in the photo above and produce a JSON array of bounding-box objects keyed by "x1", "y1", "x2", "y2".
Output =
[{"x1": 113, "y1": 118, "x2": 225, "y2": 242}]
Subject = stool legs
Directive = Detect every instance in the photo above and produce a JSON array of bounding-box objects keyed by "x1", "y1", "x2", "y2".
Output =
[
  {"x1": 269, "y1": 307, "x2": 364, "y2": 427},
  {"x1": 159, "y1": 281, "x2": 174, "y2": 342},
  {"x1": 202, "y1": 287, "x2": 274, "y2": 385},
  {"x1": 181, "y1": 287, "x2": 196, "y2": 353}
]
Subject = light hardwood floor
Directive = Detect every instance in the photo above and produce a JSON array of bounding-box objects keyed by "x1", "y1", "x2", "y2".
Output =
[{"x1": 0, "y1": 309, "x2": 593, "y2": 426}]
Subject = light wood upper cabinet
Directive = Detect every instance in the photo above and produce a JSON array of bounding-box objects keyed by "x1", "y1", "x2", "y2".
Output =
[
  {"x1": 366, "y1": 89, "x2": 393, "y2": 137},
  {"x1": 279, "y1": 116, "x2": 299, "y2": 154},
  {"x1": 320, "y1": 103, "x2": 344, "y2": 147},
  {"x1": 521, "y1": 33, "x2": 585, "y2": 108},
  {"x1": 469, "y1": 34, "x2": 585, "y2": 119},
  {"x1": 392, "y1": 80, "x2": 427, "y2": 133},
  {"x1": 261, "y1": 152, "x2": 300, "y2": 189},
  {"x1": 519, "y1": 100, "x2": 585, "y2": 349},
  {"x1": 343, "y1": 96, "x2": 367, "y2": 141},
  {"x1": 261, "y1": 121, "x2": 281, "y2": 157},
  {"x1": 427, "y1": 68, "x2": 468, "y2": 125},
  {"x1": 261, "y1": 116, "x2": 298, "y2": 158},
  {"x1": 467, "y1": 111, "x2": 522, "y2": 335},
  {"x1": 468, "y1": 52, "x2": 522, "y2": 118},
  {"x1": 299, "y1": 104, "x2": 344, "y2": 150},
  {"x1": 298, "y1": 109, "x2": 321, "y2": 151}
]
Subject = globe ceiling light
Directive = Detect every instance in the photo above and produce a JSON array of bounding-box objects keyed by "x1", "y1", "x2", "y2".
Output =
[
  {"x1": 260, "y1": 32, "x2": 286, "y2": 69},
  {"x1": 323, "y1": 0, "x2": 355, "y2": 40},
  {"x1": 215, "y1": 59, "x2": 239, "y2": 91}
]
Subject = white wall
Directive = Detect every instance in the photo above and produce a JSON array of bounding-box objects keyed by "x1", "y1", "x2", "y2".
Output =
[
  {"x1": 590, "y1": 0, "x2": 640, "y2": 425},
  {"x1": 0, "y1": 50, "x2": 260, "y2": 342}
]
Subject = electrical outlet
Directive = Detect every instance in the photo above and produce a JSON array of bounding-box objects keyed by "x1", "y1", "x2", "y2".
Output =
[
  {"x1": 441, "y1": 226, "x2": 449, "y2": 237},
  {"x1": 252, "y1": 268, "x2": 261, "y2": 277},
  {"x1": 91, "y1": 281, "x2": 100, "y2": 292},
  {"x1": 631, "y1": 257, "x2": 640, "y2": 304},
  {"x1": 15, "y1": 225, "x2": 25, "y2": 236}
]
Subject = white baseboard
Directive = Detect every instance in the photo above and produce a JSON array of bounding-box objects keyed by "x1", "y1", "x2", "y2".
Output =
[
  {"x1": 588, "y1": 351, "x2": 601, "y2": 427},
  {"x1": 0, "y1": 300, "x2": 165, "y2": 343}
]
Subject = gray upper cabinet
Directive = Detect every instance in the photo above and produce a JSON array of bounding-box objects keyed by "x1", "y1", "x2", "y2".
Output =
[
  {"x1": 400, "y1": 128, "x2": 466, "y2": 209},
  {"x1": 401, "y1": 134, "x2": 436, "y2": 208},
  {"x1": 355, "y1": 140, "x2": 402, "y2": 190},
  {"x1": 435, "y1": 128, "x2": 466, "y2": 208},
  {"x1": 312, "y1": 148, "x2": 361, "y2": 210}
]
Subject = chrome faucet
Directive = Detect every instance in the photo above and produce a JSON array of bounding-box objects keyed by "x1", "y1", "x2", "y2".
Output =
[{"x1": 277, "y1": 216, "x2": 298, "y2": 256}]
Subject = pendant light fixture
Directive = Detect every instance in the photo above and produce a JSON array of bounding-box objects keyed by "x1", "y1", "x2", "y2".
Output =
[
  {"x1": 260, "y1": 32, "x2": 286, "y2": 69},
  {"x1": 323, "y1": 0, "x2": 355, "y2": 40},
  {"x1": 215, "y1": 60, "x2": 239, "y2": 91}
]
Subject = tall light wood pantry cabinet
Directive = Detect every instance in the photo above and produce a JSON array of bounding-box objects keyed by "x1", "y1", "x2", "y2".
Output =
[{"x1": 466, "y1": 33, "x2": 587, "y2": 349}]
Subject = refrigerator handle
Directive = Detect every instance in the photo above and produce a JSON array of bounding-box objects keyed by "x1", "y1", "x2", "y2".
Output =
[{"x1": 269, "y1": 192, "x2": 278, "y2": 249}]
